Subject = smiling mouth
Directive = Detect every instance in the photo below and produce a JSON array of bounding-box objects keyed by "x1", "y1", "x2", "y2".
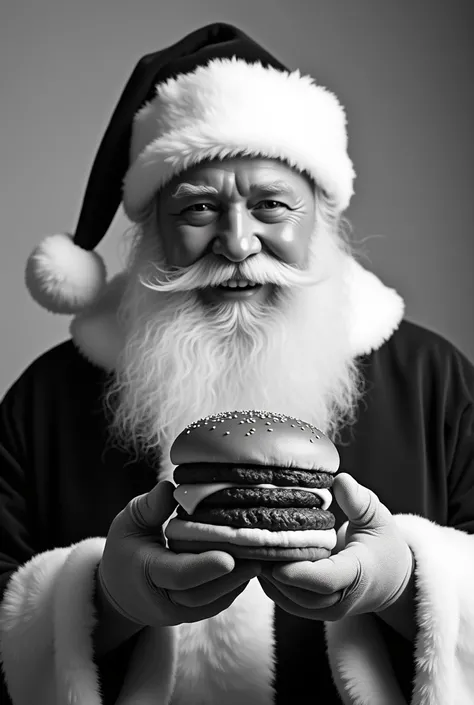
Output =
[
  {"x1": 200, "y1": 280, "x2": 271, "y2": 304},
  {"x1": 213, "y1": 279, "x2": 262, "y2": 290}
]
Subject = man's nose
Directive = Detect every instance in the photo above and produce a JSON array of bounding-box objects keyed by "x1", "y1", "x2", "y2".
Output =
[{"x1": 212, "y1": 206, "x2": 262, "y2": 262}]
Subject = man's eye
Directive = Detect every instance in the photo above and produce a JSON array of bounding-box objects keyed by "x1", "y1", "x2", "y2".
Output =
[
  {"x1": 183, "y1": 203, "x2": 216, "y2": 213},
  {"x1": 255, "y1": 200, "x2": 287, "y2": 210}
]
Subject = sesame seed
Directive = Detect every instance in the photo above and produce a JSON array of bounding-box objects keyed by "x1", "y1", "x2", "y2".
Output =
[
  {"x1": 267, "y1": 428, "x2": 274, "y2": 432},
  {"x1": 224, "y1": 431, "x2": 230, "y2": 436}
]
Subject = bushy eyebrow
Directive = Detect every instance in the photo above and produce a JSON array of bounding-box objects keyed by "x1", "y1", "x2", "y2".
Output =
[
  {"x1": 248, "y1": 180, "x2": 296, "y2": 196},
  {"x1": 171, "y1": 183, "x2": 219, "y2": 199}
]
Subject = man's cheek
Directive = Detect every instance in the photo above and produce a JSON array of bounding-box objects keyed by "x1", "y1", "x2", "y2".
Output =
[
  {"x1": 163, "y1": 230, "x2": 212, "y2": 268},
  {"x1": 262, "y1": 225, "x2": 311, "y2": 268}
]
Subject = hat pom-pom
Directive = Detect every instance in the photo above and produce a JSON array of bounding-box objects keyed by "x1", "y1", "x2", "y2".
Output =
[{"x1": 25, "y1": 233, "x2": 107, "y2": 314}]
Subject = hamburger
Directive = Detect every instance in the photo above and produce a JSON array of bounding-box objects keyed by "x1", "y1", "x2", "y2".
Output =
[{"x1": 165, "y1": 410, "x2": 340, "y2": 561}]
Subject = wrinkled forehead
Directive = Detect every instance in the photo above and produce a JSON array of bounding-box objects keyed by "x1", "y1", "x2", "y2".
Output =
[{"x1": 158, "y1": 155, "x2": 317, "y2": 199}]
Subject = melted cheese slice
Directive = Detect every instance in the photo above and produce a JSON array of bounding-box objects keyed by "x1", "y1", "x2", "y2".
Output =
[
  {"x1": 174, "y1": 482, "x2": 332, "y2": 515},
  {"x1": 166, "y1": 518, "x2": 337, "y2": 549}
]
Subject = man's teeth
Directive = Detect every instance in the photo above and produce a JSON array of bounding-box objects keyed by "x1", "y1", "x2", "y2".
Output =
[{"x1": 219, "y1": 279, "x2": 258, "y2": 288}]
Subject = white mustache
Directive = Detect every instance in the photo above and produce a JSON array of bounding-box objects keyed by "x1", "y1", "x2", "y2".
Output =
[{"x1": 140, "y1": 252, "x2": 322, "y2": 293}]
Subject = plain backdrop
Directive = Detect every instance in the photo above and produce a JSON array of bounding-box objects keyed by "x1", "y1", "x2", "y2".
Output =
[{"x1": 1, "y1": 0, "x2": 473, "y2": 396}]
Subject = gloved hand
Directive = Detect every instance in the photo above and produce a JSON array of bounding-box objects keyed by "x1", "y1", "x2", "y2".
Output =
[
  {"x1": 98, "y1": 481, "x2": 262, "y2": 628},
  {"x1": 258, "y1": 473, "x2": 414, "y2": 621}
]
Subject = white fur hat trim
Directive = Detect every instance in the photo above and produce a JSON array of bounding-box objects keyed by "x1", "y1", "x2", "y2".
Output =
[{"x1": 123, "y1": 58, "x2": 356, "y2": 221}]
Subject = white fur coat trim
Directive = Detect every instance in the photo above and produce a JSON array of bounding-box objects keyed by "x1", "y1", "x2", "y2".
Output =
[
  {"x1": 1, "y1": 515, "x2": 474, "y2": 703},
  {"x1": 0, "y1": 539, "x2": 105, "y2": 705},
  {"x1": 326, "y1": 513, "x2": 474, "y2": 705},
  {"x1": 116, "y1": 581, "x2": 276, "y2": 705},
  {"x1": 70, "y1": 257, "x2": 405, "y2": 372}
]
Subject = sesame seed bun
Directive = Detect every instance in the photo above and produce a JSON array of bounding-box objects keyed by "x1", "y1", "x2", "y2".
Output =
[{"x1": 170, "y1": 410, "x2": 340, "y2": 472}]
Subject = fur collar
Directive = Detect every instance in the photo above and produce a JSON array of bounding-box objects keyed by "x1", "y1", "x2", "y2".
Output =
[{"x1": 70, "y1": 257, "x2": 405, "y2": 372}]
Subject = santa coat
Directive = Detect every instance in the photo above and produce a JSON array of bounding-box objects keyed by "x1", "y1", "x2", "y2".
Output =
[{"x1": 1, "y1": 259, "x2": 474, "y2": 704}]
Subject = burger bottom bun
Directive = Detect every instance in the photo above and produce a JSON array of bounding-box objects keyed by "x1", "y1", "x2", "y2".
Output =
[{"x1": 167, "y1": 538, "x2": 331, "y2": 561}]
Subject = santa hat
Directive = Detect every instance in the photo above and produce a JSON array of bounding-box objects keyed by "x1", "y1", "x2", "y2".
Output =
[{"x1": 25, "y1": 22, "x2": 356, "y2": 314}]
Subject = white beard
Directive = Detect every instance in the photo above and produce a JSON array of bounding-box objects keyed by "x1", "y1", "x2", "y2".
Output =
[{"x1": 107, "y1": 218, "x2": 365, "y2": 481}]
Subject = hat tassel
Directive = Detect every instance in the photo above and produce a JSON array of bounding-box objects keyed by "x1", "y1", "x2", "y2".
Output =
[{"x1": 25, "y1": 233, "x2": 107, "y2": 314}]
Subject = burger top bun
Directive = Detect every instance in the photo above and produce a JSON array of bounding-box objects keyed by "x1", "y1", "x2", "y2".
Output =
[{"x1": 170, "y1": 410, "x2": 340, "y2": 473}]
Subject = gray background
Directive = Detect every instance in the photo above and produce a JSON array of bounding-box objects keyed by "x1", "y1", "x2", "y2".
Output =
[{"x1": 1, "y1": 0, "x2": 473, "y2": 396}]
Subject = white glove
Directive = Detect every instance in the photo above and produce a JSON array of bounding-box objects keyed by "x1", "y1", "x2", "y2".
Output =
[
  {"x1": 98, "y1": 481, "x2": 262, "y2": 627},
  {"x1": 259, "y1": 473, "x2": 414, "y2": 621}
]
